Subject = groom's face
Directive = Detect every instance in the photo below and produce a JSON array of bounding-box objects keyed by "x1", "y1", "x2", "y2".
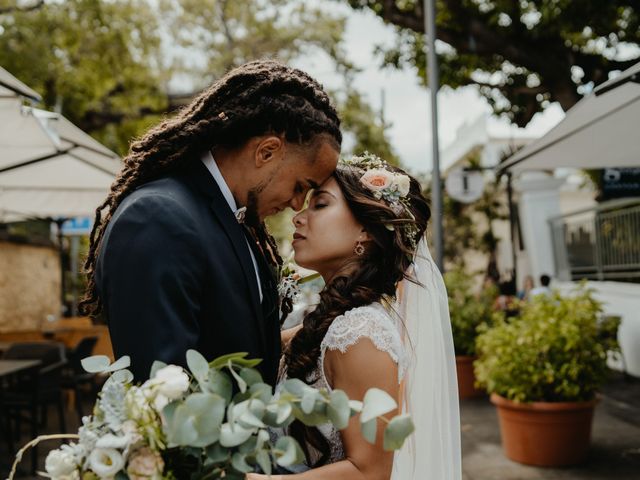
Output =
[{"x1": 247, "y1": 137, "x2": 339, "y2": 223}]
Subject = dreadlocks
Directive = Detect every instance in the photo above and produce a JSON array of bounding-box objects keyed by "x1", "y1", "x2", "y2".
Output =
[{"x1": 81, "y1": 59, "x2": 342, "y2": 318}]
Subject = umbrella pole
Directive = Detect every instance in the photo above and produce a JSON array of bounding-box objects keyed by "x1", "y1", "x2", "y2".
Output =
[
  {"x1": 506, "y1": 173, "x2": 518, "y2": 283},
  {"x1": 55, "y1": 218, "x2": 67, "y2": 316}
]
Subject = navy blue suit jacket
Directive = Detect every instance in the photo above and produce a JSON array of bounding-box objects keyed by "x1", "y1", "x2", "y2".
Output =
[{"x1": 95, "y1": 160, "x2": 281, "y2": 385}]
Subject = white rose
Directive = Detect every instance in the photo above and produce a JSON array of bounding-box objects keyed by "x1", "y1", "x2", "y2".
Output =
[
  {"x1": 126, "y1": 447, "x2": 165, "y2": 480},
  {"x1": 360, "y1": 169, "x2": 393, "y2": 192},
  {"x1": 89, "y1": 448, "x2": 125, "y2": 478},
  {"x1": 152, "y1": 365, "x2": 190, "y2": 399},
  {"x1": 393, "y1": 174, "x2": 411, "y2": 197},
  {"x1": 45, "y1": 449, "x2": 77, "y2": 478}
]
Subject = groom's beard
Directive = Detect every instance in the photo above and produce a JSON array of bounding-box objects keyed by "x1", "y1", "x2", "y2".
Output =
[{"x1": 244, "y1": 184, "x2": 264, "y2": 228}]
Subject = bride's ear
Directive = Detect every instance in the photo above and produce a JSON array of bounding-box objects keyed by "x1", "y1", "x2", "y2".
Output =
[{"x1": 359, "y1": 229, "x2": 372, "y2": 242}]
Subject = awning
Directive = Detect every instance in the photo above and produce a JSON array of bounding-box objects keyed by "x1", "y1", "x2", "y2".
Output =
[
  {"x1": 0, "y1": 92, "x2": 120, "y2": 222},
  {"x1": 499, "y1": 61, "x2": 640, "y2": 173}
]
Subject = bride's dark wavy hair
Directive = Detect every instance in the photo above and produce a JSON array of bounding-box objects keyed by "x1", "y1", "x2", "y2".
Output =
[{"x1": 283, "y1": 161, "x2": 430, "y2": 466}]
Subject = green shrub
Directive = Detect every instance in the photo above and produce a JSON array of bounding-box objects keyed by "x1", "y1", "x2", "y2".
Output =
[
  {"x1": 444, "y1": 270, "x2": 497, "y2": 356},
  {"x1": 474, "y1": 283, "x2": 620, "y2": 403}
]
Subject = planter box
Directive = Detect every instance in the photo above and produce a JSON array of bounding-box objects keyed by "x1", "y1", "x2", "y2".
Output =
[
  {"x1": 456, "y1": 355, "x2": 484, "y2": 399},
  {"x1": 490, "y1": 393, "x2": 598, "y2": 466}
]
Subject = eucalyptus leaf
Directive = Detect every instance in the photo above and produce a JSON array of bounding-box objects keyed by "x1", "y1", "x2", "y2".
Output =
[
  {"x1": 81, "y1": 355, "x2": 111, "y2": 373},
  {"x1": 186, "y1": 349, "x2": 210, "y2": 381},
  {"x1": 249, "y1": 382, "x2": 273, "y2": 404},
  {"x1": 275, "y1": 436, "x2": 304, "y2": 467},
  {"x1": 219, "y1": 423, "x2": 254, "y2": 447},
  {"x1": 383, "y1": 414, "x2": 415, "y2": 451},
  {"x1": 256, "y1": 449, "x2": 272, "y2": 475},
  {"x1": 169, "y1": 406, "x2": 199, "y2": 446},
  {"x1": 361, "y1": 417, "x2": 377, "y2": 444},
  {"x1": 360, "y1": 388, "x2": 397, "y2": 423},
  {"x1": 205, "y1": 443, "x2": 229, "y2": 464},
  {"x1": 207, "y1": 369, "x2": 233, "y2": 403},
  {"x1": 239, "y1": 367, "x2": 263, "y2": 387},
  {"x1": 110, "y1": 369, "x2": 133, "y2": 384},
  {"x1": 210, "y1": 352, "x2": 251, "y2": 369},
  {"x1": 349, "y1": 400, "x2": 364, "y2": 413},
  {"x1": 276, "y1": 403, "x2": 293, "y2": 425},
  {"x1": 301, "y1": 389, "x2": 318, "y2": 415},
  {"x1": 231, "y1": 452, "x2": 252, "y2": 473},
  {"x1": 228, "y1": 360, "x2": 247, "y2": 393},
  {"x1": 105, "y1": 356, "x2": 131, "y2": 373},
  {"x1": 327, "y1": 390, "x2": 350, "y2": 430},
  {"x1": 281, "y1": 378, "x2": 307, "y2": 397},
  {"x1": 255, "y1": 429, "x2": 270, "y2": 451}
]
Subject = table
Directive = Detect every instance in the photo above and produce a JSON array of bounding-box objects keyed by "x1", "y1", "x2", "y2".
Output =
[{"x1": 0, "y1": 359, "x2": 41, "y2": 377}]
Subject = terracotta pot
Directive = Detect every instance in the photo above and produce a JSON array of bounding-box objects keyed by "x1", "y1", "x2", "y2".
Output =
[
  {"x1": 490, "y1": 393, "x2": 598, "y2": 467},
  {"x1": 455, "y1": 356, "x2": 485, "y2": 399}
]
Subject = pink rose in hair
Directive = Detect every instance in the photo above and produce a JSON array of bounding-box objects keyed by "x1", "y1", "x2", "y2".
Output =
[{"x1": 361, "y1": 169, "x2": 393, "y2": 191}]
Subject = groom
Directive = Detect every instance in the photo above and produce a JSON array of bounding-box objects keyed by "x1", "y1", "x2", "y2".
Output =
[{"x1": 82, "y1": 60, "x2": 341, "y2": 385}]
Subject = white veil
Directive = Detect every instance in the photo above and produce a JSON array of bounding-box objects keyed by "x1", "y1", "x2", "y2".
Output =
[{"x1": 391, "y1": 236, "x2": 462, "y2": 480}]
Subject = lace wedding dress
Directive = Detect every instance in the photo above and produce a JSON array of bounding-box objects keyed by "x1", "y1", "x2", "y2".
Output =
[{"x1": 275, "y1": 301, "x2": 407, "y2": 471}]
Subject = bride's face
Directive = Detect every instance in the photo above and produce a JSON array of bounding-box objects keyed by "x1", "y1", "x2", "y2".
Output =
[{"x1": 292, "y1": 177, "x2": 367, "y2": 280}]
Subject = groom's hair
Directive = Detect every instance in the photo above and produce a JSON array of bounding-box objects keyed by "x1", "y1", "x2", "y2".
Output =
[{"x1": 81, "y1": 59, "x2": 342, "y2": 317}]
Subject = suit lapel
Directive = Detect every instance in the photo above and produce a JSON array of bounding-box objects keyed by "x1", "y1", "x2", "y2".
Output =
[{"x1": 183, "y1": 161, "x2": 265, "y2": 347}]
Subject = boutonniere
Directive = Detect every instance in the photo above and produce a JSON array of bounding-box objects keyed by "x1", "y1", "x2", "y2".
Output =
[{"x1": 278, "y1": 258, "x2": 320, "y2": 305}]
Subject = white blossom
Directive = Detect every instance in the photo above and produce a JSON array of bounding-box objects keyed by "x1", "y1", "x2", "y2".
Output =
[
  {"x1": 45, "y1": 449, "x2": 77, "y2": 478},
  {"x1": 88, "y1": 448, "x2": 125, "y2": 478}
]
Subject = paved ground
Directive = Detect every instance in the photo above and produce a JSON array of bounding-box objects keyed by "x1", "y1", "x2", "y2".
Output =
[
  {"x1": 3, "y1": 374, "x2": 640, "y2": 479},
  {"x1": 461, "y1": 373, "x2": 640, "y2": 480}
]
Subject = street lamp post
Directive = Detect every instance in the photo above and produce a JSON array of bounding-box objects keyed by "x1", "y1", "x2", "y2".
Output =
[{"x1": 425, "y1": 0, "x2": 444, "y2": 271}]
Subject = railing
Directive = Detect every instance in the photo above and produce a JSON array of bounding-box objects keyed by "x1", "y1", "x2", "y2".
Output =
[{"x1": 549, "y1": 198, "x2": 640, "y2": 281}]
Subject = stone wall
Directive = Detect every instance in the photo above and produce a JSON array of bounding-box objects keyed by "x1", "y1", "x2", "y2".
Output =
[{"x1": 0, "y1": 241, "x2": 60, "y2": 332}]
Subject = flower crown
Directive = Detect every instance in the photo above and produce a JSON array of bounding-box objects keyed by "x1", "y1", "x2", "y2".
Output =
[{"x1": 340, "y1": 152, "x2": 420, "y2": 252}]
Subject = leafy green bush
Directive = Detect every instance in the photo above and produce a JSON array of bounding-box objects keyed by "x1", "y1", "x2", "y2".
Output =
[
  {"x1": 474, "y1": 284, "x2": 620, "y2": 403},
  {"x1": 445, "y1": 270, "x2": 497, "y2": 356}
]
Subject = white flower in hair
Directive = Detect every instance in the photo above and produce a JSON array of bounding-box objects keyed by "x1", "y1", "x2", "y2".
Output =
[{"x1": 393, "y1": 174, "x2": 411, "y2": 197}]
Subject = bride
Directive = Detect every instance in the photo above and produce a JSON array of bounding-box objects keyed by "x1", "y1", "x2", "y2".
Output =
[{"x1": 248, "y1": 153, "x2": 461, "y2": 479}]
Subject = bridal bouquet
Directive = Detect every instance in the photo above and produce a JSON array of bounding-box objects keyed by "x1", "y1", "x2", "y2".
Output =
[{"x1": 8, "y1": 351, "x2": 413, "y2": 480}]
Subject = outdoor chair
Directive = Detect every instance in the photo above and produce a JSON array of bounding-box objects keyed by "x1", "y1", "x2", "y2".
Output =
[
  {"x1": 2, "y1": 342, "x2": 68, "y2": 473},
  {"x1": 61, "y1": 335, "x2": 99, "y2": 422}
]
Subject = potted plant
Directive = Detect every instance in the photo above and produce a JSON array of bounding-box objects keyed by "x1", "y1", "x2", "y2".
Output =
[
  {"x1": 474, "y1": 283, "x2": 620, "y2": 466},
  {"x1": 444, "y1": 270, "x2": 497, "y2": 399}
]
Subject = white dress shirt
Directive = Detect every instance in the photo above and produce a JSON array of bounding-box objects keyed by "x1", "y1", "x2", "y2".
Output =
[{"x1": 201, "y1": 150, "x2": 263, "y2": 302}]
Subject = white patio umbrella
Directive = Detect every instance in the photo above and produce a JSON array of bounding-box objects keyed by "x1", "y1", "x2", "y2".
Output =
[
  {"x1": 0, "y1": 65, "x2": 41, "y2": 101},
  {"x1": 0, "y1": 89, "x2": 120, "y2": 222},
  {"x1": 499, "y1": 61, "x2": 640, "y2": 173}
]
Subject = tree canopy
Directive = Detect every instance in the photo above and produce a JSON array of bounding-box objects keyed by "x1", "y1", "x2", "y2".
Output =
[
  {"x1": 340, "y1": 0, "x2": 640, "y2": 126},
  {"x1": 0, "y1": 0, "x2": 398, "y2": 161}
]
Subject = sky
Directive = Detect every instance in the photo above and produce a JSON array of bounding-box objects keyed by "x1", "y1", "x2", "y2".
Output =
[{"x1": 294, "y1": 3, "x2": 566, "y2": 175}]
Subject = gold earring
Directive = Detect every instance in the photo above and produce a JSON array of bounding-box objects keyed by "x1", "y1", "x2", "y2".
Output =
[{"x1": 354, "y1": 240, "x2": 365, "y2": 256}]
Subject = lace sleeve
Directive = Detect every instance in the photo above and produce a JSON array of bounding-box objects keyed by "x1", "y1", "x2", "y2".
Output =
[{"x1": 319, "y1": 304, "x2": 406, "y2": 390}]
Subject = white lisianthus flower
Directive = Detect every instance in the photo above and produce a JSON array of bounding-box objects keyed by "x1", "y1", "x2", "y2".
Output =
[
  {"x1": 126, "y1": 447, "x2": 165, "y2": 480},
  {"x1": 96, "y1": 433, "x2": 131, "y2": 450},
  {"x1": 152, "y1": 365, "x2": 190, "y2": 399},
  {"x1": 88, "y1": 448, "x2": 125, "y2": 478},
  {"x1": 45, "y1": 449, "x2": 77, "y2": 478},
  {"x1": 393, "y1": 174, "x2": 411, "y2": 197},
  {"x1": 360, "y1": 169, "x2": 393, "y2": 192}
]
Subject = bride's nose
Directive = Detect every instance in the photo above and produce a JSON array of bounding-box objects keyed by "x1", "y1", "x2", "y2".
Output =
[{"x1": 293, "y1": 212, "x2": 306, "y2": 226}]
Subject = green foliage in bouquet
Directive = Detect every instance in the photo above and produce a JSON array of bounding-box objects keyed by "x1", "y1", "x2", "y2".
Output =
[
  {"x1": 9, "y1": 351, "x2": 413, "y2": 480},
  {"x1": 474, "y1": 283, "x2": 621, "y2": 403},
  {"x1": 444, "y1": 269, "x2": 498, "y2": 356}
]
